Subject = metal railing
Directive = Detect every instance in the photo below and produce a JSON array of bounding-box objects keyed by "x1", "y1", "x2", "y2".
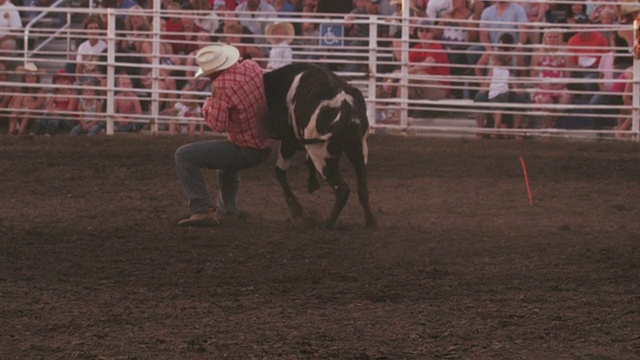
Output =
[{"x1": 2, "y1": 5, "x2": 637, "y2": 140}]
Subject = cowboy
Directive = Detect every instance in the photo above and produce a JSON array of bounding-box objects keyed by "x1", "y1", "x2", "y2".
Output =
[{"x1": 175, "y1": 43, "x2": 274, "y2": 227}]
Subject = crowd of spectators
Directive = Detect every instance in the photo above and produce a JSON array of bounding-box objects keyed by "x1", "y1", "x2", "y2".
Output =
[{"x1": 1, "y1": 0, "x2": 640, "y2": 138}]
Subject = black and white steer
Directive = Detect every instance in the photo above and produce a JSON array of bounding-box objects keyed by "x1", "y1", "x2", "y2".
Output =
[{"x1": 263, "y1": 63, "x2": 376, "y2": 229}]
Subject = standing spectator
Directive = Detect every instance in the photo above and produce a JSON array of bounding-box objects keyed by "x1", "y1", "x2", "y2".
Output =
[
  {"x1": 466, "y1": 1, "x2": 528, "y2": 69},
  {"x1": 8, "y1": 63, "x2": 46, "y2": 135},
  {"x1": 174, "y1": 44, "x2": 274, "y2": 226},
  {"x1": 235, "y1": 0, "x2": 277, "y2": 54},
  {"x1": 265, "y1": 21, "x2": 294, "y2": 69},
  {"x1": 473, "y1": 33, "x2": 527, "y2": 138},
  {"x1": 530, "y1": 29, "x2": 572, "y2": 128},
  {"x1": 0, "y1": 0, "x2": 22, "y2": 55},
  {"x1": 566, "y1": 14, "x2": 608, "y2": 102},
  {"x1": 30, "y1": 69, "x2": 77, "y2": 136},
  {"x1": 114, "y1": 73, "x2": 143, "y2": 132},
  {"x1": 69, "y1": 77, "x2": 104, "y2": 136},
  {"x1": 75, "y1": 16, "x2": 108, "y2": 84}
]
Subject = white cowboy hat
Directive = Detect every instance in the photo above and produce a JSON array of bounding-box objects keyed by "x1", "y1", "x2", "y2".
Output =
[
  {"x1": 194, "y1": 43, "x2": 240, "y2": 80},
  {"x1": 265, "y1": 22, "x2": 295, "y2": 45},
  {"x1": 16, "y1": 62, "x2": 45, "y2": 75}
]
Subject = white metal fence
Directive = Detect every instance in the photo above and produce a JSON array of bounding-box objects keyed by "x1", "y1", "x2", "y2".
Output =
[{"x1": 1, "y1": 4, "x2": 637, "y2": 140}]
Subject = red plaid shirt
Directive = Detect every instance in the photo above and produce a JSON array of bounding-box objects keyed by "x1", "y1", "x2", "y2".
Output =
[{"x1": 203, "y1": 60, "x2": 274, "y2": 150}]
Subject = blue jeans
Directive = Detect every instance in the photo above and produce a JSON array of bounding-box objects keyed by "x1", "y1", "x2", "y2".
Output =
[{"x1": 175, "y1": 140, "x2": 271, "y2": 215}]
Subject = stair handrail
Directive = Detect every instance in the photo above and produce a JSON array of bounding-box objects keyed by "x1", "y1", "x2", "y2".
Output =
[{"x1": 23, "y1": 0, "x2": 71, "y2": 63}]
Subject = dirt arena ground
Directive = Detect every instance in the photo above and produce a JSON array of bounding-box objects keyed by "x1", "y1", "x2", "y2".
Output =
[{"x1": 1, "y1": 133, "x2": 639, "y2": 359}]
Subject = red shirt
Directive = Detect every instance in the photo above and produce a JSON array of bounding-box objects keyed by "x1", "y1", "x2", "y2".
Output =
[
  {"x1": 408, "y1": 42, "x2": 451, "y2": 94},
  {"x1": 203, "y1": 60, "x2": 274, "y2": 150},
  {"x1": 164, "y1": 19, "x2": 186, "y2": 54},
  {"x1": 567, "y1": 31, "x2": 608, "y2": 68}
]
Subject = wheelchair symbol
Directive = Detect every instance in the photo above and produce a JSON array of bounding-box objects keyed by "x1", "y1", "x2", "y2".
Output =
[{"x1": 323, "y1": 27, "x2": 339, "y2": 45}]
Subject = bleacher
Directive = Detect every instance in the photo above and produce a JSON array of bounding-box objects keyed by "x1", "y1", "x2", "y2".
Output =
[{"x1": 1, "y1": 2, "x2": 638, "y2": 139}]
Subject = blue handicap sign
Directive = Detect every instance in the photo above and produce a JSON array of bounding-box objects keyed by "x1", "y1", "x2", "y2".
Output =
[{"x1": 319, "y1": 24, "x2": 344, "y2": 47}]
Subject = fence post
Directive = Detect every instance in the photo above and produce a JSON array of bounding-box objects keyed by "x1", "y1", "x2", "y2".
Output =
[
  {"x1": 367, "y1": 16, "x2": 378, "y2": 128},
  {"x1": 105, "y1": 8, "x2": 115, "y2": 135}
]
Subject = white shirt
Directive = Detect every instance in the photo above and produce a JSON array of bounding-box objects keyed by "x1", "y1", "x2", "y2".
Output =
[
  {"x1": 426, "y1": 0, "x2": 453, "y2": 19},
  {"x1": 267, "y1": 41, "x2": 292, "y2": 70},
  {"x1": 489, "y1": 67, "x2": 510, "y2": 100},
  {"x1": 75, "y1": 39, "x2": 108, "y2": 62},
  {"x1": 0, "y1": 1, "x2": 23, "y2": 37}
]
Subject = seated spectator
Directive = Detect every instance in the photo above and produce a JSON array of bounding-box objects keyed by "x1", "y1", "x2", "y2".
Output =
[
  {"x1": 192, "y1": 0, "x2": 220, "y2": 33},
  {"x1": 0, "y1": 0, "x2": 22, "y2": 55},
  {"x1": 273, "y1": 0, "x2": 295, "y2": 15},
  {"x1": 235, "y1": 0, "x2": 277, "y2": 55},
  {"x1": 474, "y1": 33, "x2": 527, "y2": 138},
  {"x1": 530, "y1": 29, "x2": 572, "y2": 128},
  {"x1": 616, "y1": 67, "x2": 634, "y2": 138},
  {"x1": 317, "y1": 0, "x2": 352, "y2": 16},
  {"x1": 518, "y1": 0, "x2": 548, "y2": 45},
  {"x1": 114, "y1": 73, "x2": 143, "y2": 132},
  {"x1": 116, "y1": 5, "x2": 150, "y2": 76},
  {"x1": 115, "y1": 0, "x2": 141, "y2": 28},
  {"x1": 141, "y1": 19, "x2": 181, "y2": 67},
  {"x1": 140, "y1": 64, "x2": 177, "y2": 113},
  {"x1": 589, "y1": 66, "x2": 632, "y2": 130},
  {"x1": 75, "y1": 16, "x2": 108, "y2": 84},
  {"x1": 184, "y1": 30, "x2": 213, "y2": 93},
  {"x1": 343, "y1": 0, "x2": 390, "y2": 73},
  {"x1": 407, "y1": 20, "x2": 450, "y2": 101},
  {"x1": 566, "y1": 14, "x2": 608, "y2": 102},
  {"x1": 265, "y1": 21, "x2": 294, "y2": 70},
  {"x1": 588, "y1": 0, "x2": 616, "y2": 25},
  {"x1": 9, "y1": 63, "x2": 46, "y2": 136},
  {"x1": 160, "y1": 83, "x2": 202, "y2": 136},
  {"x1": 70, "y1": 77, "x2": 104, "y2": 136},
  {"x1": 213, "y1": 11, "x2": 255, "y2": 44},
  {"x1": 0, "y1": 62, "x2": 14, "y2": 123},
  {"x1": 377, "y1": 20, "x2": 450, "y2": 118},
  {"x1": 560, "y1": 2, "x2": 588, "y2": 42},
  {"x1": 30, "y1": 69, "x2": 77, "y2": 136},
  {"x1": 611, "y1": 4, "x2": 639, "y2": 72},
  {"x1": 163, "y1": 2, "x2": 187, "y2": 56},
  {"x1": 180, "y1": 2, "x2": 207, "y2": 56},
  {"x1": 387, "y1": 0, "x2": 420, "y2": 38},
  {"x1": 223, "y1": 23, "x2": 265, "y2": 67},
  {"x1": 439, "y1": 0, "x2": 472, "y2": 98}
]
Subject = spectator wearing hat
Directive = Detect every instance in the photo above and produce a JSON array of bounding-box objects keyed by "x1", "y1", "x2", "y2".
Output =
[
  {"x1": 407, "y1": 20, "x2": 451, "y2": 101},
  {"x1": 174, "y1": 44, "x2": 274, "y2": 227},
  {"x1": 8, "y1": 63, "x2": 46, "y2": 135},
  {"x1": 265, "y1": 21, "x2": 294, "y2": 70},
  {"x1": 566, "y1": 13, "x2": 608, "y2": 101},
  {"x1": 0, "y1": 0, "x2": 22, "y2": 54},
  {"x1": 30, "y1": 69, "x2": 77, "y2": 136}
]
